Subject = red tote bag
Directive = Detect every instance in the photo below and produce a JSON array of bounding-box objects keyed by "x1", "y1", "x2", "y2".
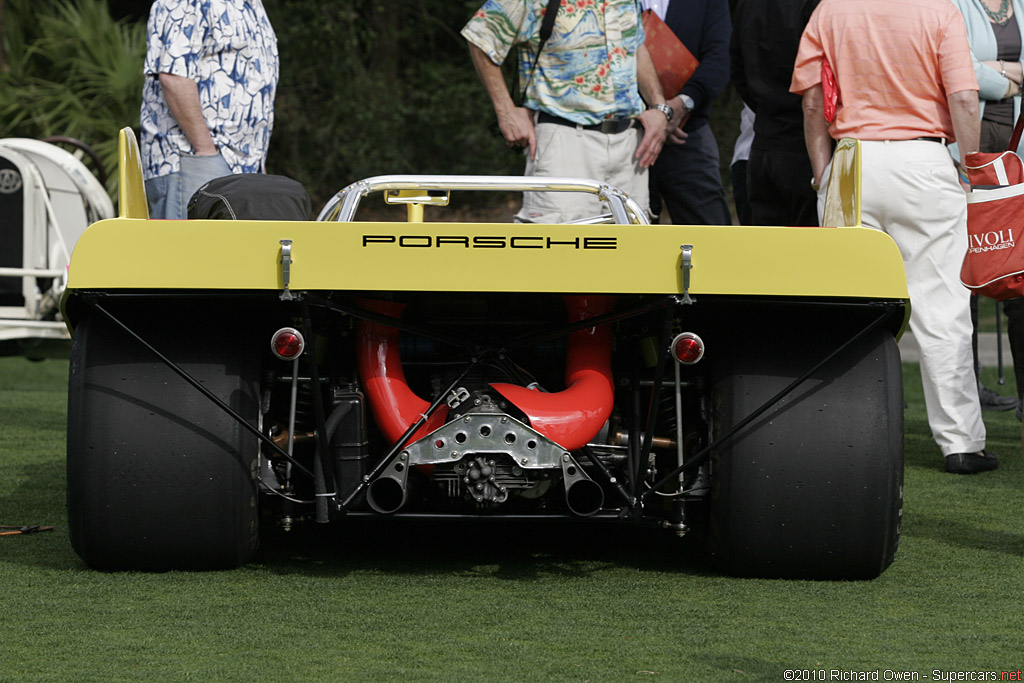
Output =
[{"x1": 960, "y1": 115, "x2": 1024, "y2": 300}]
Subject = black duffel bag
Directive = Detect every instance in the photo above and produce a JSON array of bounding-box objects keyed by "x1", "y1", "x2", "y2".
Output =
[{"x1": 187, "y1": 173, "x2": 312, "y2": 220}]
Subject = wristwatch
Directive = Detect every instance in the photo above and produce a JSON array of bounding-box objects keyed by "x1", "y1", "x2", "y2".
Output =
[
  {"x1": 677, "y1": 94, "x2": 695, "y2": 113},
  {"x1": 651, "y1": 103, "x2": 674, "y2": 123}
]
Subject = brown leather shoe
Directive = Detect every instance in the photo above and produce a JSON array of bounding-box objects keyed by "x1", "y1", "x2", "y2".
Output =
[{"x1": 945, "y1": 450, "x2": 998, "y2": 474}]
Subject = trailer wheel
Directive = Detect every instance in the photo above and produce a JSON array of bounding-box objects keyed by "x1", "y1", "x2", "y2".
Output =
[
  {"x1": 67, "y1": 305, "x2": 260, "y2": 570},
  {"x1": 709, "y1": 326, "x2": 903, "y2": 579}
]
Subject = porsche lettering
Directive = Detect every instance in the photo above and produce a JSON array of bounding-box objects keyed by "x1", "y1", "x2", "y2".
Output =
[{"x1": 362, "y1": 234, "x2": 617, "y2": 249}]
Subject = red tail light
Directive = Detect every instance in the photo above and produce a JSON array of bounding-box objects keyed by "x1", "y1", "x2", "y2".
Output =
[
  {"x1": 271, "y1": 327, "x2": 305, "y2": 360},
  {"x1": 670, "y1": 332, "x2": 704, "y2": 365}
]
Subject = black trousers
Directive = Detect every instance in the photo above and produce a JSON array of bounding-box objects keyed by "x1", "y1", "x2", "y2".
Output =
[
  {"x1": 648, "y1": 123, "x2": 732, "y2": 225},
  {"x1": 971, "y1": 296, "x2": 1024, "y2": 398},
  {"x1": 747, "y1": 145, "x2": 819, "y2": 227},
  {"x1": 731, "y1": 159, "x2": 752, "y2": 225}
]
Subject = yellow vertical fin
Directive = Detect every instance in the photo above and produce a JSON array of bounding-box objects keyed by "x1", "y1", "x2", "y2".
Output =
[
  {"x1": 118, "y1": 127, "x2": 149, "y2": 219},
  {"x1": 822, "y1": 138, "x2": 862, "y2": 228}
]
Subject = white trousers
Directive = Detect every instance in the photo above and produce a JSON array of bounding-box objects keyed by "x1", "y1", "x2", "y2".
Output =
[
  {"x1": 516, "y1": 120, "x2": 649, "y2": 224},
  {"x1": 857, "y1": 139, "x2": 985, "y2": 456}
]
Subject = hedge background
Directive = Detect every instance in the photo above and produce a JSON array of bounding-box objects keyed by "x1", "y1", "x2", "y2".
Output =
[{"x1": 1, "y1": 0, "x2": 743, "y2": 214}]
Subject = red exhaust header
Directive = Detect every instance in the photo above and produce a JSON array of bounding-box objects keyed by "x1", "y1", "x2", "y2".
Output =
[
  {"x1": 356, "y1": 295, "x2": 614, "y2": 451},
  {"x1": 356, "y1": 300, "x2": 449, "y2": 444},
  {"x1": 490, "y1": 295, "x2": 615, "y2": 450}
]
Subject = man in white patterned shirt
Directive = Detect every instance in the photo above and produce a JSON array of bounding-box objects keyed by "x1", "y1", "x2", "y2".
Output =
[{"x1": 140, "y1": 0, "x2": 279, "y2": 219}]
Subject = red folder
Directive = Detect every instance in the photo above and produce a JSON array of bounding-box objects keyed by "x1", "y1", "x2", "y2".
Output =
[{"x1": 642, "y1": 10, "x2": 699, "y2": 99}]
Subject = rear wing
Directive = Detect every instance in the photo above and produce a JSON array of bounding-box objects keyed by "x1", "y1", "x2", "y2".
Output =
[{"x1": 63, "y1": 129, "x2": 908, "y2": 324}]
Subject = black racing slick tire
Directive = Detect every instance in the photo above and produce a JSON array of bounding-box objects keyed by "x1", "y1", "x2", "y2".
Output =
[
  {"x1": 67, "y1": 304, "x2": 260, "y2": 571},
  {"x1": 709, "y1": 326, "x2": 903, "y2": 580}
]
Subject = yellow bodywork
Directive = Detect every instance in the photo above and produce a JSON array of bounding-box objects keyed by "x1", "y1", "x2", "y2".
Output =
[
  {"x1": 117, "y1": 127, "x2": 149, "y2": 220},
  {"x1": 822, "y1": 138, "x2": 861, "y2": 229},
  {"x1": 63, "y1": 129, "x2": 908, "y2": 318}
]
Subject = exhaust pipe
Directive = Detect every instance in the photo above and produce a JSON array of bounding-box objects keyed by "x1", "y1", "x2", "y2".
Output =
[
  {"x1": 565, "y1": 478, "x2": 605, "y2": 517},
  {"x1": 366, "y1": 454, "x2": 412, "y2": 514},
  {"x1": 560, "y1": 453, "x2": 604, "y2": 516},
  {"x1": 366, "y1": 475, "x2": 408, "y2": 514}
]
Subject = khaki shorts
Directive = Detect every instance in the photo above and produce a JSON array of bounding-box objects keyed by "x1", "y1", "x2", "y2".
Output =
[{"x1": 515, "y1": 120, "x2": 649, "y2": 224}]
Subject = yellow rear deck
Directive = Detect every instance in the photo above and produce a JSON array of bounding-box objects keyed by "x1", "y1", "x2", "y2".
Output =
[{"x1": 64, "y1": 129, "x2": 908, "y2": 304}]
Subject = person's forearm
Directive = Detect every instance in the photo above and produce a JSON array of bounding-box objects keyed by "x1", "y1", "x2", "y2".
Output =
[
  {"x1": 633, "y1": 44, "x2": 669, "y2": 167},
  {"x1": 982, "y1": 59, "x2": 1023, "y2": 84},
  {"x1": 158, "y1": 73, "x2": 217, "y2": 155},
  {"x1": 469, "y1": 43, "x2": 517, "y2": 118},
  {"x1": 468, "y1": 42, "x2": 537, "y2": 158},
  {"x1": 948, "y1": 89, "x2": 981, "y2": 164},
  {"x1": 637, "y1": 42, "x2": 680, "y2": 143},
  {"x1": 636, "y1": 44, "x2": 667, "y2": 107},
  {"x1": 801, "y1": 85, "x2": 832, "y2": 185}
]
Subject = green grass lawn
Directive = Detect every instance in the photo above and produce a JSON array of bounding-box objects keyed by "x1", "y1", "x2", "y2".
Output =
[{"x1": 1, "y1": 355, "x2": 1021, "y2": 682}]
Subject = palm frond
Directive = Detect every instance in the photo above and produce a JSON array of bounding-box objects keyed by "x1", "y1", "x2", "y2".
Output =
[{"x1": 0, "y1": 0, "x2": 144, "y2": 196}]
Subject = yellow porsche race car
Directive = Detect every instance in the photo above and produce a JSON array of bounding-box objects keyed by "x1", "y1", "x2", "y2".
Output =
[{"x1": 62, "y1": 130, "x2": 907, "y2": 579}]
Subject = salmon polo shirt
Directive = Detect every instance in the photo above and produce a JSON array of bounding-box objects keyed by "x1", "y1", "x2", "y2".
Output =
[{"x1": 790, "y1": 0, "x2": 978, "y2": 142}]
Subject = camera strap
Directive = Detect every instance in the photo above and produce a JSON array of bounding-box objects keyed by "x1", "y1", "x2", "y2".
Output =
[{"x1": 516, "y1": 0, "x2": 561, "y2": 105}]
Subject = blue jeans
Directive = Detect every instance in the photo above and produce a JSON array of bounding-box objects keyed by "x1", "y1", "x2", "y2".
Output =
[{"x1": 145, "y1": 153, "x2": 232, "y2": 219}]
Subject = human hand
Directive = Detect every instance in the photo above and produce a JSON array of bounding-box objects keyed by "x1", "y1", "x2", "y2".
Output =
[
  {"x1": 635, "y1": 109, "x2": 668, "y2": 168},
  {"x1": 668, "y1": 126, "x2": 689, "y2": 145},
  {"x1": 498, "y1": 106, "x2": 537, "y2": 160},
  {"x1": 667, "y1": 98, "x2": 691, "y2": 145}
]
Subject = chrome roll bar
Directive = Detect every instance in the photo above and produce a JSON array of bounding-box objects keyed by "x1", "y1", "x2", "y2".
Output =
[{"x1": 316, "y1": 175, "x2": 651, "y2": 225}]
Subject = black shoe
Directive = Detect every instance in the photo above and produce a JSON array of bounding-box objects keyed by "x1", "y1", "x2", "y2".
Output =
[
  {"x1": 945, "y1": 450, "x2": 999, "y2": 474},
  {"x1": 978, "y1": 385, "x2": 1017, "y2": 411}
]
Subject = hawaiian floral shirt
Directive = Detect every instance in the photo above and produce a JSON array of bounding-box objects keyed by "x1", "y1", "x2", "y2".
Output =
[
  {"x1": 462, "y1": 0, "x2": 647, "y2": 125},
  {"x1": 140, "y1": 0, "x2": 279, "y2": 180}
]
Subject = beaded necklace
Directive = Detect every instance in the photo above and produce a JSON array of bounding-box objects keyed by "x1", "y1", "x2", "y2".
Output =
[{"x1": 983, "y1": 0, "x2": 1012, "y2": 24}]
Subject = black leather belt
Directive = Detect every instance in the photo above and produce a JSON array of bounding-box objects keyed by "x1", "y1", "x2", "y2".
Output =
[
  {"x1": 912, "y1": 137, "x2": 946, "y2": 143},
  {"x1": 538, "y1": 111, "x2": 635, "y2": 134}
]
